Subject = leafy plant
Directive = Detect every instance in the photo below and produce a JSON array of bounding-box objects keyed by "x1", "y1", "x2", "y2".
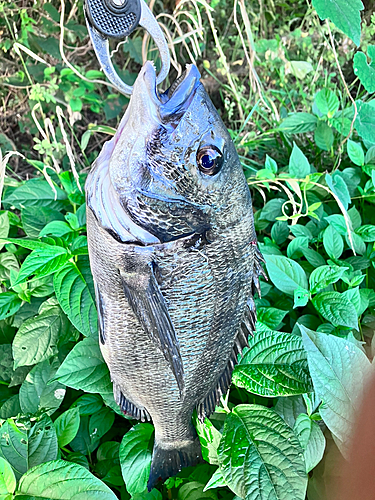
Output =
[{"x1": 1, "y1": 0, "x2": 375, "y2": 499}]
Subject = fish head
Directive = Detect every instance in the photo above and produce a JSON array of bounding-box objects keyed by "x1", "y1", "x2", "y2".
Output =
[{"x1": 109, "y1": 61, "x2": 253, "y2": 243}]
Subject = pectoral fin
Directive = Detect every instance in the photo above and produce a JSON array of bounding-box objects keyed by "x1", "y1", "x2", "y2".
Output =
[{"x1": 120, "y1": 262, "x2": 184, "y2": 392}]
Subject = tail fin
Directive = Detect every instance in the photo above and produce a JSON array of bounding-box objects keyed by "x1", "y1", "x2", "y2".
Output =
[{"x1": 147, "y1": 437, "x2": 203, "y2": 491}]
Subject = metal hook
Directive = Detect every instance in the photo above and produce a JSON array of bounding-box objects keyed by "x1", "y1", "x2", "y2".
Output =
[{"x1": 85, "y1": 0, "x2": 170, "y2": 96}]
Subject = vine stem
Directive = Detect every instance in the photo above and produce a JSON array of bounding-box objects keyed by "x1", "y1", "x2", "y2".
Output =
[{"x1": 326, "y1": 20, "x2": 358, "y2": 150}]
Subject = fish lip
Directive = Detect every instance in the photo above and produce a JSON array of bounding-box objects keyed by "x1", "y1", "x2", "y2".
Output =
[
  {"x1": 135, "y1": 186, "x2": 210, "y2": 210},
  {"x1": 132, "y1": 61, "x2": 201, "y2": 115}
]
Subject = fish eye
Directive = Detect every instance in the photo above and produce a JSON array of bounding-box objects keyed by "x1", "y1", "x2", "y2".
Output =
[{"x1": 196, "y1": 146, "x2": 224, "y2": 176}]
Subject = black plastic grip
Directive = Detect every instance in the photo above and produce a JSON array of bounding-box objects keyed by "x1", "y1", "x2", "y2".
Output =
[{"x1": 85, "y1": 0, "x2": 141, "y2": 39}]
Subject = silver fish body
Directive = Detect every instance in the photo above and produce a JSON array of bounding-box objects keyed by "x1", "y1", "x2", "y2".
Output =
[{"x1": 85, "y1": 62, "x2": 262, "y2": 488}]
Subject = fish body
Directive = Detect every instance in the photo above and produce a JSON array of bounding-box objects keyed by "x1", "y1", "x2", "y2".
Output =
[{"x1": 85, "y1": 62, "x2": 262, "y2": 488}]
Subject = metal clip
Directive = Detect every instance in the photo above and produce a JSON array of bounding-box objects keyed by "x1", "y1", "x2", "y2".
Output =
[{"x1": 85, "y1": 0, "x2": 170, "y2": 96}]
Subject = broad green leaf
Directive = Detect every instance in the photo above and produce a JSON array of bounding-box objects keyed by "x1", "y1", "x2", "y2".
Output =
[
  {"x1": 13, "y1": 305, "x2": 68, "y2": 369},
  {"x1": 312, "y1": 291, "x2": 358, "y2": 329},
  {"x1": 0, "y1": 457, "x2": 16, "y2": 496},
  {"x1": 233, "y1": 329, "x2": 313, "y2": 397},
  {"x1": 309, "y1": 265, "x2": 348, "y2": 294},
  {"x1": 16, "y1": 459, "x2": 118, "y2": 499},
  {"x1": 264, "y1": 255, "x2": 308, "y2": 295},
  {"x1": 69, "y1": 416, "x2": 100, "y2": 456},
  {"x1": 0, "y1": 213, "x2": 10, "y2": 251},
  {"x1": 323, "y1": 225, "x2": 343, "y2": 260},
  {"x1": 314, "y1": 121, "x2": 334, "y2": 151},
  {"x1": 53, "y1": 337, "x2": 112, "y2": 394},
  {"x1": 21, "y1": 207, "x2": 65, "y2": 239},
  {"x1": 312, "y1": 0, "x2": 364, "y2": 46},
  {"x1": 19, "y1": 360, "x2": 66, "y2": 416},
  {"x1": 325, "y1": 214, "x2": 347, "y2": 235},
  {"x1": 289, "y1": 61, "x2": 313, "y2": 80},
  {"x1": 178, "y1": 482, "x2": 217, "y2": 500},
  {"x1": 289, "y1": 142, "x2": 310, "y2": 178},
  {"x1": 287, "y1": 237, "x2": 309, "y2": 259},
  {"x1": 294, "y1": 287, "x2": 310, "y2": 308},
  {"x1": 0, "y1": 252, "x2": 19, "y2": 282},
  {"x1": 314, "y1": 89, "x2": 339, "y2": 118},
  {"x1": 14, "y1": 245, "x2": 69, "y2": 285},
  {"x1": 89, "y1": 407, "x2": 115, "y2": 441},
  {"x1": 356, "y1": 224, "x2": 375, "y2": 242},
  {"x1": 54, "y1": 259, "x2": 97, "y2": 337},
  {"x1": 3, "y1": 179, "x2": 67, "y2": 211},
  {"x1": 0, "y1": 415, "x2": 58, "y2": 480},
  {"x1": 271, "y1": 221, "x2": 289, "y2": 246},
  {"x1": 95, "y1": 441, "x2": 120, "y2": 482},
  {"x1": 279, "y1": 113, "x2": 318, "y2": 134},
  {"x1": 274, "y1": 396, "x2": 307, "y2": 428},
  {"x1": 204, "y1": 469, "x2": 227, "y2": 491},
  {"x1": 265, "y1": 155, "x2": 278, "y2": 173},
  {"x1": 348, "y1": 206, "x2": 362, "y2": 230},
  {"x1": 293, "y1": 414, "x2": 326, "y2": 473},
  {"x1": 301, "y1": 326, "x2": 371, "y2": 443},
  {"x1": 353, "y1": 46, "x2": 375, "y2": 93},
  {"x1": 0, "y1": 293, "x2": 22, "y2": 321},
  {"x1": 39, "y1": 221, "x2": 73, "y2": 237},
  {"x1": 196, "y1": 417, "x2": 222, "y2": 466},
  {"x1": 347, "y1": 140, "x2": 364, "y2": 166},
  {"x1": 355, "y1": 101, "x2": 375, "y2": 143},
  {"x1": 260, "y1": 199, "x2": 284, "y2": 222},
  {"x1": 119, "y1": 423, "x2": 154, "y2": 495},
  {"x1": 0, "y1": 345, "x2": 13, "y2": 384},
  {"x1": 326, "y1": 173, "x2": 351, "y2": 211},
  {"x1": 218, "y1": 405, "x2": 307, "y2": 500},
  {"x1": 300, "y1": 248, "x2": 326, "y2": 268},
  {"x1": 257, "y1": 307, "x2": 288, "y2": 329},
  {"x1": 71, "y1": 393, "x2": 103, "y2": 416},
  {"x1": 54, "y1": 408, "x2": 80, "y2": 448}
]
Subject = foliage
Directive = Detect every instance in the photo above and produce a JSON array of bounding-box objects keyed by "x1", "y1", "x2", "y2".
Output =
[{"x1": 1, "y1": 0, "x2": 375, "y2": 499}]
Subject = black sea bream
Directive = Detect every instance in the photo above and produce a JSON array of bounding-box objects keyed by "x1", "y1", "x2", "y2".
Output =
[{"x1": 85, "y1": 62, "x2": 263, "y2": 489}]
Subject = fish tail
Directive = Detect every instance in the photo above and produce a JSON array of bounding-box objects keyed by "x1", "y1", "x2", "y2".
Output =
[{"x1": 147, "y1": 436, "x2": 203, "y2": 491}]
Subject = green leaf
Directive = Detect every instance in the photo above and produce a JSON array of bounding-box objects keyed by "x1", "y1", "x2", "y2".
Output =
[
  {"x1": 71, "y1": 394, "x2": 103, "y2": 416},
  {"x1": 315, "y1": 89, "x2": 340, "y2": 117},
  {"x1": 287, "y1": 237, "x2": 309, "y2": 259},
  {"x1": 196, "y1": 417, "x2": 222, "y2": 466},
  {"x1": 312, "y1": 0, "x2": 364, "y2": 46},
  {"x1": 19, "y1": 360, "x2": 66, "y2": 416},
  {"x1": 0, "y1": 415, "x2": 58, "y2": 480},
  {"x1": 178, "y1": 482, "x2": 218, "y2": 499},
  {"x1": 54, "y1": 259, "x2": 97, "y2": 337},
  {"x1": 265, "y1": 155, "x2": 278, "y2": 173},
  {"x1": 21, "y1": 207, "x2": 65, "y2": 239},
  {"x1": 16, "y1": 459, "x2": 118, "y2": 499},
  {"x1": 323, "y1": 225, "x2": 343, "y2": 260},
  {"x1": 301, "y1": 326, "x2": 371, "y2": 443},
  {"x1": 119, "y1": 423, "x2": 154, "y2": 495},
  {"x1": 14, "y1": 245, "x2": 69, "y2": 285},
  {"x1": 218, "y1": 405, "x2": 307, "y2": 499},
  {"x1": 312, "y1": 291, "x2": 358, "y2": 329},
  {"x1": 347, "y1": 140, "x2": 365, "y2": 166},
  {"x1": 39, "y1": 221, "x2": 73, "y2": 237},
  {"x1": 289, "y1": 142, "x2": 310, "y2": 178},
  {"x1": 294, "y1": 287, "x2": 310, "y2": 308},
  {"x1": 0, "y1": 457, "x2": 16, "y2": 495},
  {"x1": 325, "y1": 214, "x2": 348, "y2": 235},
  {"x1": 0, "y1": 213, "x2": 10, "y2": 251},
  {"x1": 356, "y1": 224, "x2": 375, "y2": 242},
  {"x1": 53, "y1": 337, "x2": 112, "y2": 394},
  {"x1": 232, "y1": 329, "x2": 313, "y2": 397},
  {"x1": 260, "y1": 199, "x2": 285, "y2": 222},
  {"x1": 279, "y1": 113, "x2": 318, "y2": 134},
  {"x1": 293, "y1": 414, "x2": 326, "y2": 473},
  {"x1": 0, "y1": 293, "x2": 22, "y2": 321},
  {"x1": 0, "y1": 345, "x2": 13, "y2": 384},
  {"x1": 355, "y1": 101, "x2": 375, "y2": 143},
  {"x1": 353, "y1": 46, "x2": 375, "y2": 93},
  {"x1": 314, "y1": 121, "x2": 334, "y2": 151},
  {"x1": 54, "y1": 408, "x2": 80, "y2": 448},
  {"x1": 309, "y1": 265, "x2": 348, "y2": 294},
  {"x1": 3, "y1": 179, "x2": 67, "y2": 211},
  {"x1": 257, "y1": 307, "x2": 288, "y2": 329},
  {"x1": 264, "y1": 255, "x2": 308, "y2": 295},
  {"x1": 300, "y1": 248, "x2": 326, "y2": 268},
  {"x1": 13, "y1": 305, "x2": 67, "y2": 369},
  {"x1": 89, "y1": 407, "x2": 114, "y2": 441},
  {"x1": 326, "y1": 172, "x2": 351, "y2": 211}
]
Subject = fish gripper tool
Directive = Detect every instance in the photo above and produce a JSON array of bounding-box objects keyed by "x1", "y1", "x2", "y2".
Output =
[{"x1": 85, "y1": 0, "x2": 170, "y2": 96}]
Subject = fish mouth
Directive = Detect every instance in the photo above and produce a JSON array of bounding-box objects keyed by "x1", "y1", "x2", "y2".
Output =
[{"x1": 131, "y1": 61, "x2": 202, "y2": 121}]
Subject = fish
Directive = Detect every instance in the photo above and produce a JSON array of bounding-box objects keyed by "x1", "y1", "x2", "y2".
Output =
[{"x1": 85, "y1": 61, "x2": 264, "y2": 490}]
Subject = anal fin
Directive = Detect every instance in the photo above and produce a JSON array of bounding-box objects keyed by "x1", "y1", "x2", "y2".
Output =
[{"x1": 114, "y1": 384, "x2": 151, "y2": 422}]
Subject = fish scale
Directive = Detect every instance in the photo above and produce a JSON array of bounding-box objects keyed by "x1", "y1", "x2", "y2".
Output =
[{"x1": 85, "y1": 62, "x2": 262, "y2": 489}]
